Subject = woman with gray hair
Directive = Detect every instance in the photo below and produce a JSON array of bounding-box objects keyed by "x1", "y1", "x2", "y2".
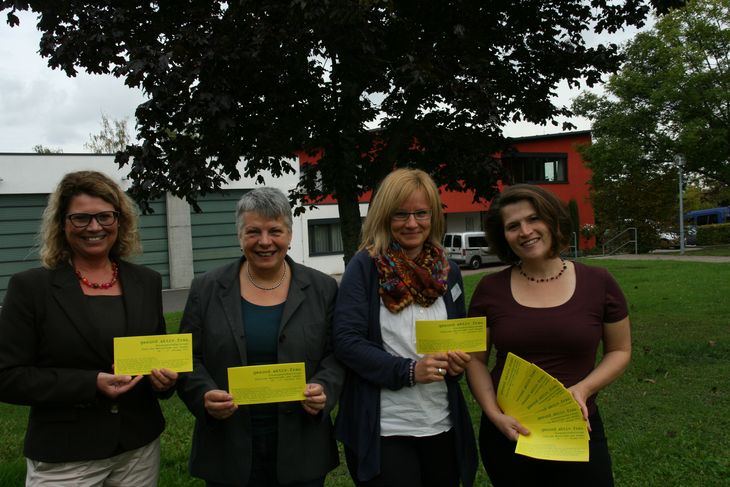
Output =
[{"x1": 177, "y1": 187, "x2": 344, "y2": 487}]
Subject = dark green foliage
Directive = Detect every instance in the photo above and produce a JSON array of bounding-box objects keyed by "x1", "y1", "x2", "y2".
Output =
[
  {"x1": 697, "y1": 223, "x2": 730, "y2": 245},
  {"x1": 651, "y1": 0, "x2": 688, "y2": 13}
]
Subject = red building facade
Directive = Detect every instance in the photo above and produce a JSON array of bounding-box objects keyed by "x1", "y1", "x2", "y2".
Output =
[
  {"x1": 298, "y1": 130, "x2": 596, "y2": 264},
  {"x1": 440, "y1": 130, "x2": 594, "y2": 248}
]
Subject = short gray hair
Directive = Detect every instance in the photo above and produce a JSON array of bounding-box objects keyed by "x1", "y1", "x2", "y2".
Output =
[{"x1": 236, "y1": 187, "x2": 293, "y2": 235}]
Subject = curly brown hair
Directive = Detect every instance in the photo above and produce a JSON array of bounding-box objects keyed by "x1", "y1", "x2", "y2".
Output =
[
  {"x1": 39, "y1": 171, "x2": 141, "y2": 268},
  {"x1": 485, "y1": 184, "x2": 571, "y2": 264}
]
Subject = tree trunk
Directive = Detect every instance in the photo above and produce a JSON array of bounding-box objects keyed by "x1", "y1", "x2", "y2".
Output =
[{"x1": 336, "y1": 186, "x2": 362, "y2": 266}]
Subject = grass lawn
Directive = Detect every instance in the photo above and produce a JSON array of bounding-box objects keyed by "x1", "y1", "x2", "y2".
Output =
[{"x1": 1, "y1": 259, "x2": 728, "y2": 486}]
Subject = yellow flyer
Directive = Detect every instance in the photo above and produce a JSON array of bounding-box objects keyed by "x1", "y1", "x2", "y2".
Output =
[
  {"x1": 228, "y1": 362, "x2": 306, "y2": 405},
  {"x1": 415, "y1": 317, "x2": 487, "y2": 354},
  {"x1": 114, "y1": 333, "x2": 193, "y2": 376},
  {"x1": 497, "y1": 353, "x2": 589, "y2": 462}
]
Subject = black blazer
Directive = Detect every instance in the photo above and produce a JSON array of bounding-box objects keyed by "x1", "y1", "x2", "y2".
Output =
[
  {"x1": 177, "y1": 256, "x2": 344, "y2": 485},
  {"x1": 0, "y1": 260, "x2": 168, "y2": 462}
]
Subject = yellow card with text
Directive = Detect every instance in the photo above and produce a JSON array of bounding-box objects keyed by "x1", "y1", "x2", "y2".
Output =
[
  {"x1": 228, "y1": 362, "x2": 306, "y2": 405},
  {"x1": 114, "y1": 333, "x2": 193, "y2": 376},
  {"x1": 415, "y1": 317, "x2": 487, "y2": 354}
]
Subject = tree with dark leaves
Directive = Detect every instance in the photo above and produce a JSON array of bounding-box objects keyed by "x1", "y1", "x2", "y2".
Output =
[{"x1": 3, "y1": 1, "x2": 679, "y2": 262}]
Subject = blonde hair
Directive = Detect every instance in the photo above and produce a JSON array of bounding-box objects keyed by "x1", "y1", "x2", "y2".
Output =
[
  {"x1": 39, "y1": 171, "x2": 142, "y2": 268},
  {"x1": 360, "y1": 168, "x2": 445, "y2": 256}
]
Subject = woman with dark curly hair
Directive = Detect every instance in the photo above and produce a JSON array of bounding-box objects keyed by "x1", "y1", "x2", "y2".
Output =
[
  {"x1": 467, "y1": 184, "x2": 631, "y2": 486},
  {"x1": 0, "y1": 170, "x2": 177, "y2": 486}
]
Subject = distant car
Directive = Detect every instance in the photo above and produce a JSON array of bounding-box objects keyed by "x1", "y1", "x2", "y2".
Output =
[
  {"x1": 658, "y1": 231, "x2": 680, "y2": 249},
  {"x1": 443, "y1": 231, "x2": 501, "y2": 269},
  {"x1": 685, "y1": 225, "x2": 697, "y2": 246}
]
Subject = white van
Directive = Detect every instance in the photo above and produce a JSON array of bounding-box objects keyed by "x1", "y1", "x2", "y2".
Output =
[{"x1": 442, "y1": 231, "x2": 501, "y2": 269}]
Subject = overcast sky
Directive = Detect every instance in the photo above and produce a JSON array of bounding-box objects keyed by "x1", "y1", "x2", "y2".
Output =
[{"x1": 0, "y1": 10, "x2": 646, "y2": 154}]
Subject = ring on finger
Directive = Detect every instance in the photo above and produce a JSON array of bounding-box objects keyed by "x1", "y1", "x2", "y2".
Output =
[{"x1": 437, "y1": 367, "x2": 445, "y2": 375}]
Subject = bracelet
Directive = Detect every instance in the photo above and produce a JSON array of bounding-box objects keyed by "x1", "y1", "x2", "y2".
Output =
[{"x1": 408, "y1": 359, "x2": 417, "y2": 387}]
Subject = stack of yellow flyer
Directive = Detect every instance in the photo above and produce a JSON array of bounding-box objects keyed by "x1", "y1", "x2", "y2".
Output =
[{"x1": 497, "y1": 352, "x2": 590, "y2": 462}]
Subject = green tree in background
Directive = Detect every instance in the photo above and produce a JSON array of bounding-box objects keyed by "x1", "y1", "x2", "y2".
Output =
[
  {"x1": 32, "y1": 144, "x2": 63, "y2": 154},
  {"x1": 4, "y1": 1, "x2": 679, "y2": 262},
  {"x1": 84, "y1": 114, "x2": 131, "y2": 154},
  {"x1": 684, "y1": 182, "x2": 730, "y2": 210},
  {"x1": 574, "y1": 0, "x2": 730, "y2": 248}
]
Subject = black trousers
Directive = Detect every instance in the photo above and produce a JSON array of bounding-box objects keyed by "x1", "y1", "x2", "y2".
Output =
[
  {"x1": 480, "y1": 409, "x2": 614, "y2": 487},
  {"x1": 345, "y1": 429, "x2": 460, "y2": 487},
  {"x1": 206, "y1": 430, "x2": 325, "y2": 487}
]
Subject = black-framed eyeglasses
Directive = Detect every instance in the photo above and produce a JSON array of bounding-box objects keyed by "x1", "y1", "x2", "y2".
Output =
[
  {"x1": 391, "y1": 209, "x2": 432, "y2": 221},
  {"x1": 66, "y1": 211, "x2": 120, "y2": 228}
]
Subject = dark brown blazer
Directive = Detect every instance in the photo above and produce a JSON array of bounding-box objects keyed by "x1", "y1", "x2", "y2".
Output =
[
  {"x1": 0, "y1": 260, "x2": 167, "y2": 462},
  {"x1": 177, "y1": 256, "x2": 344, "y2": 485}
]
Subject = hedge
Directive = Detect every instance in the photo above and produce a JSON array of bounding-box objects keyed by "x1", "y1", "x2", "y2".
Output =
[{"x1": 696, "y1": 223, "x2": 730, "y2": 245}]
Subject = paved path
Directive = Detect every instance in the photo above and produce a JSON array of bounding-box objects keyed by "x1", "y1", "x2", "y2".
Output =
[
  {"x1": 162, "y1": 253, "x2": 728, "y2": 313},
  {"x1": 588, "y1": 253, "x2": 730, "y2": 263}
]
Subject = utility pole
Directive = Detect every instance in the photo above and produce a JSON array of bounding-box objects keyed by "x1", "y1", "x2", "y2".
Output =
[{"x1": 675, "y1": 154, "x2": 685, "y2": 255}]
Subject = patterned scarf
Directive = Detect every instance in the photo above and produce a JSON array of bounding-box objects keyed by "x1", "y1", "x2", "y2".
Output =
[{"x1": 375, "y1": 241, "x2": 450, "y2": 314}]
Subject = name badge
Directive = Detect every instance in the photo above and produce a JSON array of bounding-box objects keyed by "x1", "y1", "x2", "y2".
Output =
[{"x1": 450, "y1": 283, "x2": 463, "y2": 302}]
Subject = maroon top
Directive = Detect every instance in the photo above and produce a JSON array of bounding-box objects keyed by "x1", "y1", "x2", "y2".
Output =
[{"x1": 468, "y1": 262, "x2": 628, "y2": 415}]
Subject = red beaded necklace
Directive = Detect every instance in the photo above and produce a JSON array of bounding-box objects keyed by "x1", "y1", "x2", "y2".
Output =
[
  {"x1": 75, "y1": 262, "x2": 119, "y2": 289},
  {"x1": 518, "y1": 259, "x2": 567, "y2": 283}
]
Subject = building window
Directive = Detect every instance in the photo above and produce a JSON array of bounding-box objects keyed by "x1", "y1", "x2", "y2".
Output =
[
  {"x1": 309, "y1": 219, "x2": 344, "y2": 255},
  {"x1": 503, "y1": 153, "x2": 568, "y2": 184}
]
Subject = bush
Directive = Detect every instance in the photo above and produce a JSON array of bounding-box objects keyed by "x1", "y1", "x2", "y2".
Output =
[{"x1": 697, "y1": 223, "x2": 730, "y2": 245}]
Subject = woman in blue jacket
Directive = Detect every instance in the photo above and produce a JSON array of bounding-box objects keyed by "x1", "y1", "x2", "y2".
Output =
[{"x1": 333, "y1": 168, "x2": 477, "y2": 487}]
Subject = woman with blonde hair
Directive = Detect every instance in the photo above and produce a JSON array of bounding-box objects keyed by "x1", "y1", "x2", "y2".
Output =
[
  {"x1": 0, "y1": 170, "x2": 177, "y2": 486},
  {"x1": 333, "y1": 168, "x2": 477, "y2": 487}
]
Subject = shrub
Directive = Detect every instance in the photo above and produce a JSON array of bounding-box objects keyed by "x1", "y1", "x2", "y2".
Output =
[{"x1": 697, "y1": 223, "x2": 730, "y2": 245}]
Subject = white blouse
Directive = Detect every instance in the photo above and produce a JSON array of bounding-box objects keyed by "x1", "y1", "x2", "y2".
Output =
[{"x1": 379, "y1": 296, "x2": 452, "y2": 437}]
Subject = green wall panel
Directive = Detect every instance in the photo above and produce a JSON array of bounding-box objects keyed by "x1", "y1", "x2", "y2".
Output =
[
  {"x1": 190, "y1": 189, "x2": 248, "y2": 276},
  {"x1": 0, "y1": 194, "x2": 46, "y2": 303},
  {"x1": 131, "y1": 198, "x2": 170, "y2": 288},
  {"x1": 0, "y1": 194, "x2": 170, "y2": 303}
]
